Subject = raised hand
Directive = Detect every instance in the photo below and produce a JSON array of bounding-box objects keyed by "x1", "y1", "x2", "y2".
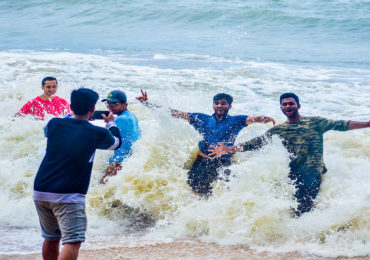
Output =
[
  {"x1": 102, "y1": 111, "x2": 115, "y2": 123},
  {"x1": 136, "y1": 89, "x2": 148, "y2": 103}
]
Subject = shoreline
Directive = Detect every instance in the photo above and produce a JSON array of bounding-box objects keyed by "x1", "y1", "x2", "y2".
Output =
[{"x1": 2, "y1": 240, "x2": 369, "y2": 260}]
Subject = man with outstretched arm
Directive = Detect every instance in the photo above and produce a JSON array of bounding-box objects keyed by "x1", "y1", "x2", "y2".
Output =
[
  {"x1": 33, "y1": 88, "x2": 121, "y2": 260},
  {"x1": 209, "y1": 92, "x2": 370, "y2": 216},
  {"x1": 136, "y1": 89, "x2": 275, "y2": 196}
]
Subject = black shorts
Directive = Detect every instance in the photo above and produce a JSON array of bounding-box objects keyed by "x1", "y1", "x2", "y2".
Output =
[{"x1": 187, "y1": 155, "x2": 231, "y2": 195}]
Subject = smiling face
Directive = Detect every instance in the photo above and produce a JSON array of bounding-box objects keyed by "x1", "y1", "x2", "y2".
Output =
[
  {"x1": 41, "y1": 80, "x2": 58, "y2": 98},
  {"x1": 106, "y1": 101, "x2": 127, "y2": 115},
  {"x1": 213, "y1": 98, "x2": 231, "y2": 119},
  {"x1": 280, "y1": 97, "x2": 301, "y2": 119}
]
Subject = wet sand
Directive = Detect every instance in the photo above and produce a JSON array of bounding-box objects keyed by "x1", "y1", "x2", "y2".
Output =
[{"x1": 2, "y1": 240, "x2": 369, "y2": 260}]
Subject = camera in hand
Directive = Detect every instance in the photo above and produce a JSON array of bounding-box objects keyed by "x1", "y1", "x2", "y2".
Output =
[{"x1": 92, "y1": 110, "x2": 110, "y2": 120}]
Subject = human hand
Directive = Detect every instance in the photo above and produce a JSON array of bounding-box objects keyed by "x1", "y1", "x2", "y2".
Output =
[
  {"x1": 248, "y1": 115, "x2": 276, "y2": 126},
  {"x1": 208, "y1": 142, "x2": 235, "y2": 159},
  {"x1": 136, "y1": 89, "x2": 148, "y2": 103},
  {"x1": 102, "y1": 111, "x2": 114, "y2": 123},
  {"x1": 100, "y1": 162, "x2": 122, "y2": 184}
]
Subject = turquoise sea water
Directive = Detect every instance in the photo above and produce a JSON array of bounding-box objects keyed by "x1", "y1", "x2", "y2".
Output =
[
  {"x1": 0, "y1": 0, "x2": 369, "y2": 257},
  {"x1": 1, "y1": 0, "x2": 370, "y2": 67}
]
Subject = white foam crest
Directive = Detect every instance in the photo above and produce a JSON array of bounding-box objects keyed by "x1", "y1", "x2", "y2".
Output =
[
  {"x1": 149, "y1": 132, "x2": 369, "y2": 256},
  {"x1": 0, "y1": 51, "x2": 369, "y2": 256},
  {"x1": 86, "y1": 107, "x2": 200, "y2": 221},
  {"x1": 1, "y1": 51, "x2": 369, "y2": 122},
  {"x1": 0, "y1": 116, "x2": 46, "y2": 226}
]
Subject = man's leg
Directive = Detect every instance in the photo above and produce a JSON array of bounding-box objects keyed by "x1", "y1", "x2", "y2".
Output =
[
  {"x1": 187, "y1": 156, "x2": 229, "y2": 196},
  {"x1": 42, "y1": 239, "x2": 60, "y2": 260},
  {"x1": 58, "y1": 242, "x2": 81, "y2": 260},
  {"x1": 34, "y1": 201, "x2": 62, "y2": 259},
  {"x1": 53, "y1": 203, "x2": 87, "y2": 259},
  {"x1": 290, "y1": 168, "x2": 321, "y2": 217},
  {"x1": 187, "y1": 156, "x2": 208, "y2": 195}
]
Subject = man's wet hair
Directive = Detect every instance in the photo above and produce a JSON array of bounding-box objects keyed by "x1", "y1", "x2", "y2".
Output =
[
  {"x1": 70, "y1": 88, "x2": 99, "y2": 115},
  {"x1": 280, "y1": 92, "x2": 300, "y2": 105},
  {"x1": 42, "y1": 77, "x2": 58, "y2": 86},
  {"x1": 213, "y1": 93, "x2": 233, "y2": 105}
]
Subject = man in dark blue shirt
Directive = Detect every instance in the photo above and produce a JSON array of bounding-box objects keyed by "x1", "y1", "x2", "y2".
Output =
[
  {"x1": 33, "y1": 88, "x2": 121, "y2": 260},
  {"x1": 137, "y1": 90, "x2": 275, "y2": 195}
]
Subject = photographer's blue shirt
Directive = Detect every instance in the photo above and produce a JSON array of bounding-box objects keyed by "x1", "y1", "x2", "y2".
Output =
[
  {"x1": 188, "y1": 113, "x2": 248, "y2": 159},
  {"x1": 110, "y1": 110, "x2": 141, "y2": 163}
]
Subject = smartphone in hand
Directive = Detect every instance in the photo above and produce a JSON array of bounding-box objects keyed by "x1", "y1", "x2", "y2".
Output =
[{"x1": 92, "y1": 110, "x2": 110, "y2": 120}]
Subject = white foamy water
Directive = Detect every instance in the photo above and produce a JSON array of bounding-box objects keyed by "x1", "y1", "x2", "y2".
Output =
[{"x1": 0, "y1": 51, "x2": 369, "y2": 257}]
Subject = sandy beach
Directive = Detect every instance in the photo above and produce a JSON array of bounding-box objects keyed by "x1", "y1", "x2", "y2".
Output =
[{"x1": 2, "y1": 240, "x2": 369, "y2": 260}]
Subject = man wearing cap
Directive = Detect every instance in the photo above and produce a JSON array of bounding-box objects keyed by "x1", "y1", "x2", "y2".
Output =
[
  {"x1": 100, "y1": 90, "x2": 141, "y2": 184},
  {"x1": 33, "y1": 88, "x2": 121, "y2": 260}
]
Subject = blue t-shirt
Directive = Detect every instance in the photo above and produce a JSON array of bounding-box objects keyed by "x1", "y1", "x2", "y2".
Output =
[
  {"x1": 188, "y1": 113, "x2": 248, "y2": 158},
  {"x1": 110, "y1": 110, "x2": 141, "y2": 163}
]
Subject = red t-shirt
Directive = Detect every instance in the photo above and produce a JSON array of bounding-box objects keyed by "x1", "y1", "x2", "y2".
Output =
[{"x1": 20, "y1": 96, "x2": 70, "y2": 120}]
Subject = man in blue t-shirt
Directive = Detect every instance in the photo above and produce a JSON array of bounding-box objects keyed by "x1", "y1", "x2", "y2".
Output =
[
  {"x1": 33, "y1": 88, "x2": 121, "y2": 260},
  {"x1": 136, "y1": 90, "x2": 275, "y2": 195},
  {"x1": 100, "y1": 90, "x2": 141, "y2": 184}
]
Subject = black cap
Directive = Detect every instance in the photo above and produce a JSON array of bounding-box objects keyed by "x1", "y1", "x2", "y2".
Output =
[{"x1": 102, "y1": 90, "x2": 127, "y2": 103}]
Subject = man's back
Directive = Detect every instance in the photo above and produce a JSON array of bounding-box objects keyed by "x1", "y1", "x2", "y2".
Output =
[{"x1": 34, "y1": 118, "x2": 115, "y2": 194}]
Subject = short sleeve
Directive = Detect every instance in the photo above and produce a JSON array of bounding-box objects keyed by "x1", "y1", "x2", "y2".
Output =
[
  {"x1": 188, "y1": 113, "x2": 208, "y2": 127},
  {"x1": 235, "y1": 115, "x2": 248, "y2": 127},
  {"x1": 43, "y1": 118, "x2": 61, "y2": 138},
  {"x1": 314, "y1": 117, "x2": 350, "y2": 133},
  {"x1": 96, "y1": 128, "x2": 116, "y2": 149}
]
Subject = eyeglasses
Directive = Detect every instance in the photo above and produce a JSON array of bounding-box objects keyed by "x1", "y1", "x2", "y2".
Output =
[{"x1": 105, "y1": 101, "x2": 121, "y2": 107}]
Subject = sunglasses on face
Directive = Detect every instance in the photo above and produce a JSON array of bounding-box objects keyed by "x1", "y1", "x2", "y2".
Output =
[{"x1": 105, "y1": 101, "x2": 121, "y2": 107}]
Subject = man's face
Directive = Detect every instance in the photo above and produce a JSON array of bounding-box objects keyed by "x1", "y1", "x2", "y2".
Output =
[
  {"x1": 42, "y1": 80, "x2": 58, "y2": 97},
  {"x1": 106, "y1": 101, "x2": 127, "y2": 115},
  {"x1": 213, "y1": 98, "x2": 231, "y2": 117},
  {"x1": 280, "y1": 97, "x2": 300, "y2": 118}
]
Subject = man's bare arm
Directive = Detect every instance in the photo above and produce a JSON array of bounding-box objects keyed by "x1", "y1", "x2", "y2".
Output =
[
  {"x1": 246, "y1": 115, "x2": 276, "y2": 126},
  {"x1": 170, "y1": 109, "x2": 189, "y2": 120},
  {"x1": 349, "y1": 120, "x2": 370, "y2": 130},
  {"x1": 208, "y1": 131, "x2": 273, "y2": 158},
  {"x1": 14, "y1": 111, "x2": 24, "y2": 117},
  {"x1": 208, "y1": 143, "x2": 243, "y2": 158},
  {"x1": 136, "y1": 89, "x2": 189, "y2": 121}
]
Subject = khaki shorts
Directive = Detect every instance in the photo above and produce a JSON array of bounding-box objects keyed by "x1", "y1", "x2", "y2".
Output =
[{"x1": 34, "y1": 200, "x2": 87, "y2": 244}]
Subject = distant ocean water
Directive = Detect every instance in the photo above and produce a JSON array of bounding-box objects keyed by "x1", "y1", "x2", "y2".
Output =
[
  {"x1": 0, "y1": 0, "x2": 369, "y2": 258},
  {"x1": 1, "y1": 0, "x2": 370, "y2": 67}
]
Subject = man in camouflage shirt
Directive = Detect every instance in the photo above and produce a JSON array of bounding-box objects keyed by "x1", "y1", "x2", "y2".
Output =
[{"x1": 209, "y1": 93, "x2": 370, "y2": 216}]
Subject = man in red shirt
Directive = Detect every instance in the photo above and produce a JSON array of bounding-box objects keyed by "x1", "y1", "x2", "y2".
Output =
[{"x1": 16, "y1": 77, "x2": 70, "y2": 120}]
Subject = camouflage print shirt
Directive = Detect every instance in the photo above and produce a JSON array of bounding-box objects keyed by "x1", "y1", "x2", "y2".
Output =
[{"x1": 241, "y1": 116, "x2": 350, "y2": 174}]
